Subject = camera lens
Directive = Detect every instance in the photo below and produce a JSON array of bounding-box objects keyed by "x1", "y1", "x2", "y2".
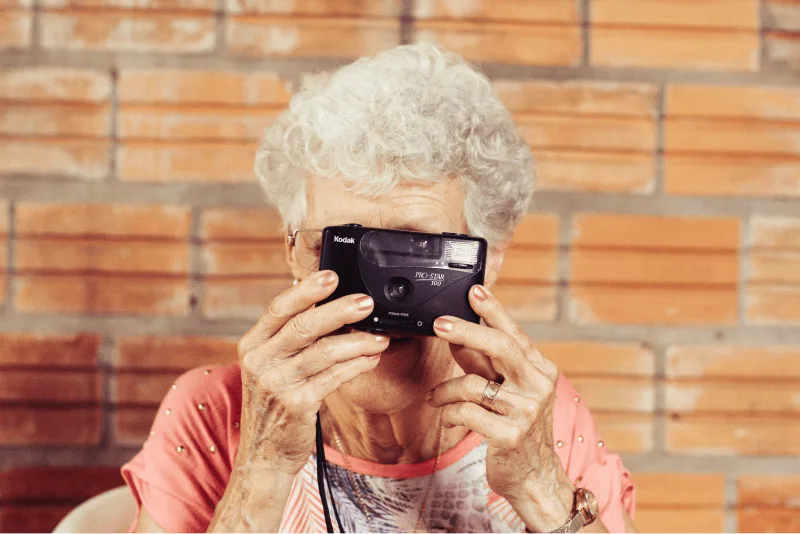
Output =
[{"x1": 385, "y1": 277, "x2": 412, "y2": 302}]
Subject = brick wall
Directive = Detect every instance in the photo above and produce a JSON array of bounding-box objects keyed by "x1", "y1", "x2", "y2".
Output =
[{"x1": 1, "y1": 0, "x2": 799, "y2": 532}]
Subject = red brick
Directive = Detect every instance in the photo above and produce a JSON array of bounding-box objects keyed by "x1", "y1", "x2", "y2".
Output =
[
  {"x1": 0, "y1": 407, "x2": 101, "y2": 445},
  {"x1": 119, "y1": 106, "x2": 277, "y2": 141},
  {"x1": 0, "y1": 9, "x2": 32, "y2": 49},
  {"x1": 227, "y1": 0, "x2": 402, "y2": 16},
  {"x1": 666, "y1": 118, "x2": 800, "y2": 158},
  {"x1": 118, "y1": 142, "x2": 257, "y2": 183},
  {"x1": 572, "y1": 249, "x2": 738, "y2": 286},
  {"x1": 667, "y1": 415, "x2": 800, "y2": 455},
  {"x1": 16, "y1": 275, "x2": 190, "y2": 315},
  {"x1": 499, "y1": 248, "x2": 557, "y2": 283},
  {"x1": 0, "y1": 466, "x2": 123, "y2": 503},
  {"x1": 202, "y1": 277, "x2": 291, "y2": 319},
  {"x1": 516, "y1": 115, "x2": 656, "y2": 152},
  {"x1": 227, "y1": 17, "x2": 399, "y2": 58},
  {"x1": 113, "y1": 406, "x2": 155, "y2": 445},
  {"x1": 113, "y1": 372, "x2": 180, "y2": 405},
  {"x1": 636, "y1": 473, "x2": 725, "y2": 507},
  {"x1": 415, "y1": 21, "x2": 581, "y2": 66},
  {"x1": 0, "y1": 68, "x2": 111, "y2": 102},
  {"x1": 667, "y1": 346, "x2": 800, "y2": 380},
  {"x1": 0, "y1": 139, "x2": 111, "y2": 180},
  {"x1": 492, "y1": 283, "x2": 557, "y2": 323},
  {"x1": 536, "y1": 341, "x2": 655, "y2": 377},
  {"x1": 0, "y1": 370, "x2": 100, "y2": 403},
  {"x1": 0, "y1": 333, "x2": 99, "y2": 367},
  {"x1": 0, "y1": 505, "x2": 74, "y2": 534},
  {"x1": 16, "y1": 202, "x2": 191, "y2": 238},
  {"x1": 200, "y1": 208, "x2": 283, "y2": 241},
  {"x1": 0, "y1": 104, "x2": 110, "y2": 137},
  {"x1": 118, "y1": 70, "x2": 291, "y2": 106},
  {"x1": 738, "y1": 475, "x2": 800, "y2": 507},
  {"x1": 509, "y1": 213, "x2": 559, "y2": 247},
  {"x1": 591, "y1": 28, "x2": 759, "y2": 71},
  {"x1": 114, "y1": 336, "x2": 237, "y2": 370},
  {"x1": 766, "y1": 0, "x2": 800, "y2": 32},
  {"x1": 592, "y1": 0, "x2": 759, "y2": 30},
  {"x1": 202, "y1": 242, "x2": 290, "y2": 277},
  {"x1": 592, "y1": 413, "x2": 653, "y2": 454},
  {"x1": 533, "y1": 151, "x2": 655, "y2": 193},
  {"x1": 749, "y1": 251, "x2": 800, "y2": 285},
  {"x1": 41, "y1": 0, "x2": 215, "y2": 9},
  {"x1": 569, "y1": 377, "x2": 654, "y2": 412},
  {"x1": 738, "y1": 509, "x2": 800, "y2": 533},
  {"x1": 746, "y1": 286, "x2": 800, "y2": 324},
  {"x1": 493, "y1": 80, "x2": 659, "y2": 117},
  {"x1": 632, "y1": 474, "x2": 727, "y2": 532},
  {"x1": 568, "y1": 286, "x2": 738, "y2": 326},
  {"x1": 572, "y1": 214, "x2": 741, "y2": 251},
  {"x1": 414, "y1": 0, "x2": 578, "y2": 23},
  {"x1": 666, "y1": 382, "x2": 800, "y2": 414},
  {"x1": 40, "y1": 12, "x2": 216, "y2": 53},
  {"x1": 666, "y1": 84, "x2": 800, "y2": 121},
  {"x1": 664, "y1": 156, "x2": 800, "y2": 198},
  {"x1": 15, "y1": 240, "x2": 190, "y2": 274},
  {"x1": 751, "y1": 216, "x2": 800, "y2": 250}
]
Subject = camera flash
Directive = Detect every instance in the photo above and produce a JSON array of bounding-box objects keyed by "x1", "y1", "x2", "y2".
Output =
[{"x1": 444, "y1": 240, "x2": 479, "y2": 265}]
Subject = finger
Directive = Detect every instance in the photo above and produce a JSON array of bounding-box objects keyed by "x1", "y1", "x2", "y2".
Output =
[
  {"x1": 433, "y1": 315, "x2": 526, "y2": 382},
  {"x1": 299, "y1": 354, "x2": 383, "y2": 402},
  {"x1": 239, "y1": 270, "x2": 338, "y2": 355},
  {"x1": 269, "y1": 293, "x2": 375, "y2": 358},
  {"x1": 441, "y1": 402, "x2": 522, "y2": 449},
  {"x1": 469, "y1": 285, "x2": 558, "y2": 381},
  {"x1": 427, "y1": 374, "x2": 516, "y2": 415},
  {"x1": 449, "y1": 344, "x2": 501, "y2": 382},
  {"x1": 287, "y1": 332, "x2": 390, "y2": 381}
]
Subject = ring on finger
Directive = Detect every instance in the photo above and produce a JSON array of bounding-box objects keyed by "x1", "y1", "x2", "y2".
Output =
[{"x1": 480, "y1": 379, "x2": 503, "y2": 407}]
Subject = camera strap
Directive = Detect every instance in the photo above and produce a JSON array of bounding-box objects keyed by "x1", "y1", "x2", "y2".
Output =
[{"x1": 316, "y1": 411, "x2": 345, "y2": 533}]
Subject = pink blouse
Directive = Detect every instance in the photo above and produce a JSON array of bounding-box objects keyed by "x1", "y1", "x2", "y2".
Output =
[{"x1": 122, "y1": 365, "x2": 636, "y2": 532}]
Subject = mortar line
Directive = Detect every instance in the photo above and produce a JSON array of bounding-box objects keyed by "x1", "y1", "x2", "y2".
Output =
[
  {"x1": 652, "y1": 83, "x2": 666, "y2": 197},
  {"x1": 738, "y1": 215, "x2": 752, "y2": 326},
  {"x1": 215, "y1": 0, "x2": 227, "y2": 57},
  {"x1": 107, "y1": 67, "x2": 119, "y2": 183},
  {"x1": 188, "y1": 207, "x2": 205, "y2": 318},
  {"x1": 97, "y1": 333, "x2": 116, "y2": 450},
  {"x1": 652, "y1": 343, "x2": 667, "y2": 455},
  {"x1": 30, "y1": 0, "x2": 42, "y2": 53},
  {"x1": 400, "y1": 0, "x2": 415, "y2": 45},
  {"x1": 580, "y1": 0, "x2": 590, "y2": 66},
  {"x1": 555, "y1": 211, "x2": 574, "y2": 325},
  {"x1": 724, "y1": 473, "x2": 739, "y2": 533}
]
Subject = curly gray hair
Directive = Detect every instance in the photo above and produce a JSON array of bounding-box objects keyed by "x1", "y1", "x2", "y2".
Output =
[{"x1": 255, "y1": 43, "x2": 534, "y2": 244}]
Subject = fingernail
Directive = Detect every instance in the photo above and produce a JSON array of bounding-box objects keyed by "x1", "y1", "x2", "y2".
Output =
[
  {"x1": 424, "y1": 390, "x2": 433, "y2": 401},
  {"x1": 369, "y1": 354, "x2": 381, "y2": 360},
  {"x1": 375, "y1": 335, "x2": 389, "y2": 343},
  {"x1": 472, "y1": 285, "x2": 488, "y2": 302},
  {"x1": 434, "y1": 317, "x2": 453, "y2": 332},
  {"x1": 354, "y1": 295, "x2": 374, "y2": 310},
  {"x1": 318, "y1": 271, "x2": 336, "y2": 287}
]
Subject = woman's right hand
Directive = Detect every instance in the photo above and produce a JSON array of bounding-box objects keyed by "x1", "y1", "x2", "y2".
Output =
[{"x1": 235, "y1": 270, "x2": 388, "y2": 477}]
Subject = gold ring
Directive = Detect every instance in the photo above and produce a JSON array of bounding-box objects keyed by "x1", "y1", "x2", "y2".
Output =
[{"x1": 481, "y1": 380, "x2": 502, "y2": 407}]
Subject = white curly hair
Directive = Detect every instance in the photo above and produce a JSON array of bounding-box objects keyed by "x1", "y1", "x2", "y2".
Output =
[{"x1": 255, "y1": 43, "x2": 534, "y2": 244}]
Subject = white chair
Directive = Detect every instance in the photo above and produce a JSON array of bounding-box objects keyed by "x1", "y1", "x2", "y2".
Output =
[{"x1": 53, "y1": 486, "x2": 136, "y2": 533}]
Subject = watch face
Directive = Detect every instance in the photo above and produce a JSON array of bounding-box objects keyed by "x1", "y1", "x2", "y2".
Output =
[{"x1": 578, "y1": 488, "x2": 599, "y2": 519}]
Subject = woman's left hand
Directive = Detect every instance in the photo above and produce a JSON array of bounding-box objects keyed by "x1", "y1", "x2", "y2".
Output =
[{"x1": 426, "y1": 284, "x2": 575, "y2": 530}]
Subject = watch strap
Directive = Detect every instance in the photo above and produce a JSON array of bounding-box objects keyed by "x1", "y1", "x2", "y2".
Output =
[{"x1": 551, "y1": 511, "x2": 586, "y2": 533}]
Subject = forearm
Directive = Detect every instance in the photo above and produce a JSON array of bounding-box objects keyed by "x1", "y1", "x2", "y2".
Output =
[{"x1": 207, "y1": 463, "x2": 296, "y2": 533}]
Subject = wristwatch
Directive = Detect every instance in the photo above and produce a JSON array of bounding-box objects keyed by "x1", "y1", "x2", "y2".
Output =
[{"x1": 550, "y1": 488, "x2": 599, "y2": 533}]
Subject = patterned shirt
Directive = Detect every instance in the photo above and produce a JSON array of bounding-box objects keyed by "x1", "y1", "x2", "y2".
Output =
[{"x1": 122, "y1": 364, "x2": 636, "y2": 532}]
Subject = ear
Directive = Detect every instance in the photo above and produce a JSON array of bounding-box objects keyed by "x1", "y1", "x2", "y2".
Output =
[
  {"x1": 284, "y1": 230, "x2": 306, "y2": 281},
  {"x1": 483, "y1": 242, "x2": 507, "y2": 289}
]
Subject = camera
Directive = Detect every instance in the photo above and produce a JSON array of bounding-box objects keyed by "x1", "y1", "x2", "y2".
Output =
[{"x1": 318, "y1": 224, "x2": 487, "y2": 336}]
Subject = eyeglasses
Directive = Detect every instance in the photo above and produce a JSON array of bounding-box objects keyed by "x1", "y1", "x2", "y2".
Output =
[{"x1": 287, "y1": 228, "x2": 324, "y2": 274}]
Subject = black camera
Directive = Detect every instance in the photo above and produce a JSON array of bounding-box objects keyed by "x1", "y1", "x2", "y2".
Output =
[{"x1": 318, "y1": 224, "x2": 487, "y2": 336}]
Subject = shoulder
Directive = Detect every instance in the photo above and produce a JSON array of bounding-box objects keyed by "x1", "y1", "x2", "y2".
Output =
[{"x1": 121, "y1": 364, "x2": 243, "y2": 532}]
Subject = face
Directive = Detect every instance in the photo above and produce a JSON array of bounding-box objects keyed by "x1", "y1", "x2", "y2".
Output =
[{"x1": 286, "y1": 176, "x2": 506, "y2": 413}]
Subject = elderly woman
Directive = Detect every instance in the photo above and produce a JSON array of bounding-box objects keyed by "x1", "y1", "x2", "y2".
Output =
[{"x1": 122, "y1": 44, "x2": 636, "y2": 533}]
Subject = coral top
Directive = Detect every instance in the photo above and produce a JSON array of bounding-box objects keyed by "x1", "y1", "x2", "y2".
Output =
[{"x1": 122, "y1": 365, "x2": 636, "y2": 533}]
